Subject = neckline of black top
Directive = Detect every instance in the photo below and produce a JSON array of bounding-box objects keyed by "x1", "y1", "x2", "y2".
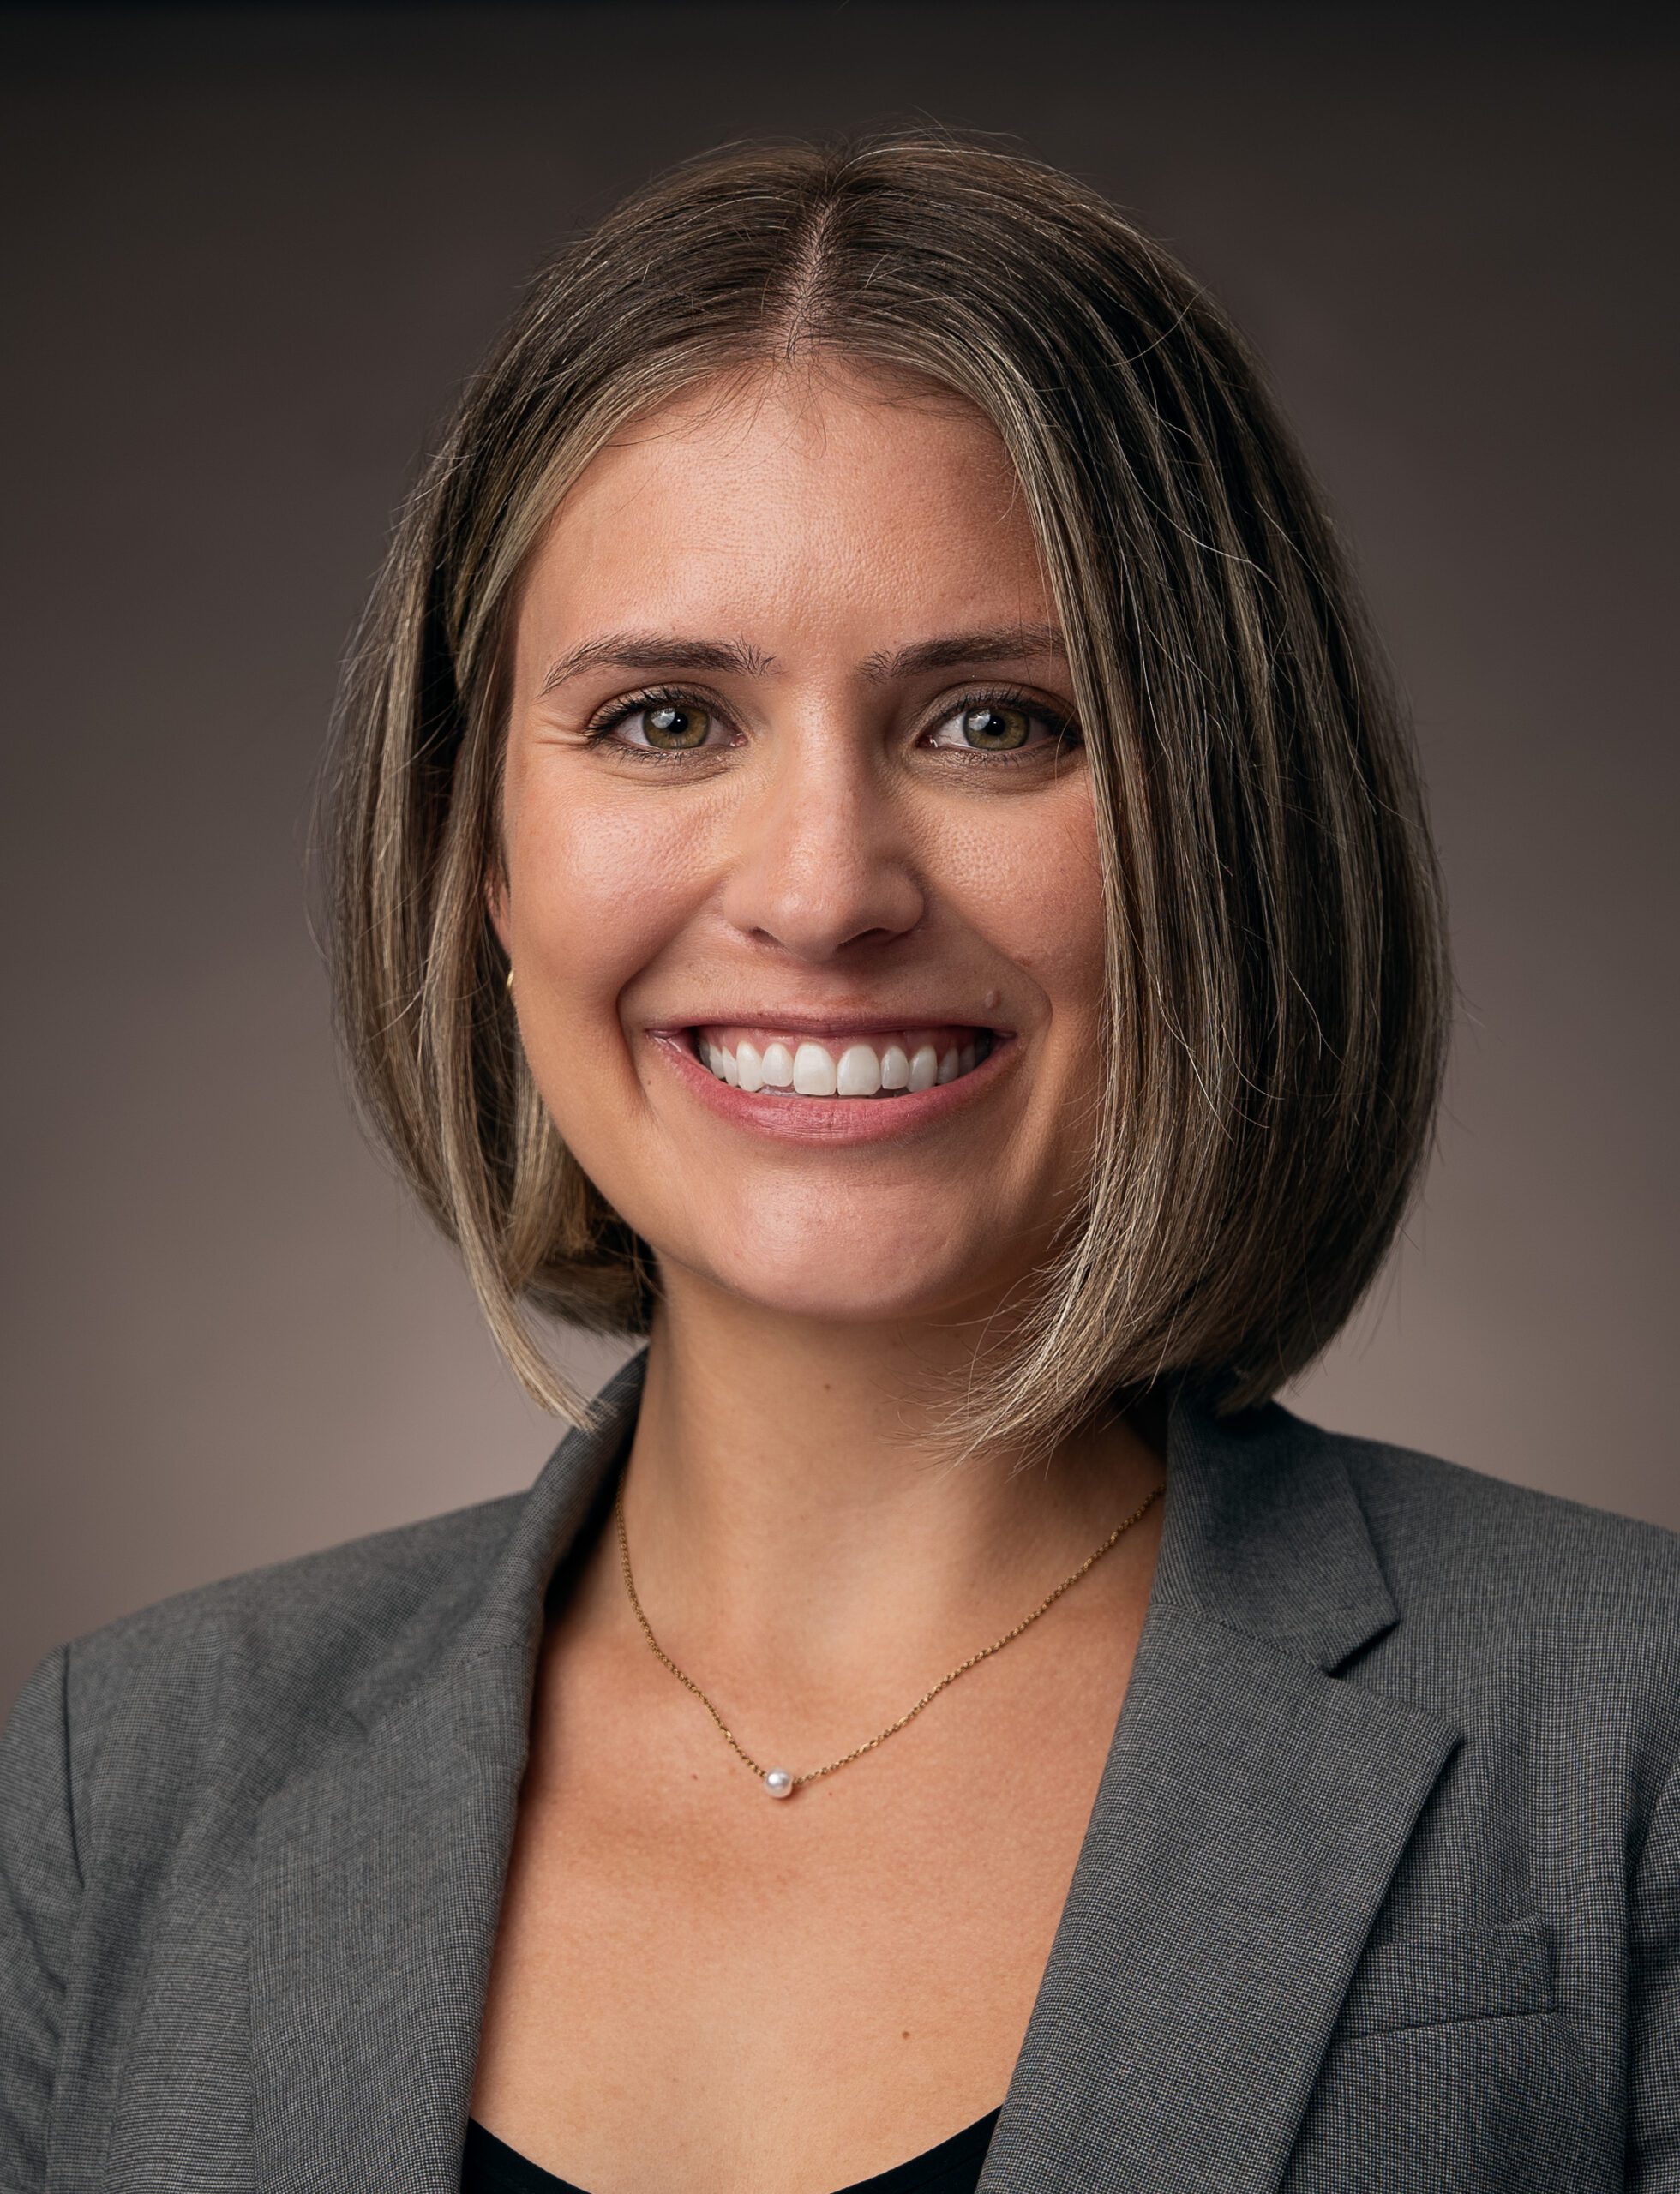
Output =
[{"x1": 460, "y1": 2105, "x2": 1005, "y2": 2194}]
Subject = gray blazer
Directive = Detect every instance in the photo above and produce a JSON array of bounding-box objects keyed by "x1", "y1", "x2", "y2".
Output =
[{"x1": 3, "y1": 1344, "x2": 1678, "y2": 2191}]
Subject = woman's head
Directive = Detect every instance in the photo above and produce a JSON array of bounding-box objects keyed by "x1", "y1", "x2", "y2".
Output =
[
  {"x1": 320, "y1": 132, "x2": 1449, "y2": 1457},
  {"x1": 493, "y1": 356, "x2": 1107, "y2": 1357}
]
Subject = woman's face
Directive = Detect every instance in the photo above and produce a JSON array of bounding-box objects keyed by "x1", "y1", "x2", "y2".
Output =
[{"x1": 493, "y1": 361, "x2": 1108, "y2": 1330}]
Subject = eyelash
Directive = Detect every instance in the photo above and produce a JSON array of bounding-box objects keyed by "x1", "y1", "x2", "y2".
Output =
[{"x1": 579, "y1": 684, "x2": 1083, "y2": 770}]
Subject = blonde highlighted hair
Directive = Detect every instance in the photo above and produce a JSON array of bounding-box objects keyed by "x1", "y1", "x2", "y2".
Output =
[{"x1": 315, "y1": 131, "x2": 1451, "y2": 1455}]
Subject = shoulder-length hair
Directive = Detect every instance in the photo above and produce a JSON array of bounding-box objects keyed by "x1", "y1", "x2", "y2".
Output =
[{"x1": 316, "y1": 131, "x2": 1450, "y2": 1457}]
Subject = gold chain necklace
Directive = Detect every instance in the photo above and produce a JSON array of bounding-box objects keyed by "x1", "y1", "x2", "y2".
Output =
[{"x1": 614, "y1": 1473, "x2": 1163, "y2": 1799}]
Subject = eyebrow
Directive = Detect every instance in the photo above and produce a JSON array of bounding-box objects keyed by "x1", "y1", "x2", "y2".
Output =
[
  {"x1": 538, "y1": 633, "x2": 774, "y2": 694},
  {"x1": 537, "y1": 622, "x2": 1066, "y2": 697},
  {"x1": 859, "y1": 624, "x2": 1067, "y2": 681}
]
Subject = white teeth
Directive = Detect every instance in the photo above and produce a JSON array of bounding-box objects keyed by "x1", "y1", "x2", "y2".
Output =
[
  {"x1": 792, "y1": 1041, "x2": 837, "y2": 1096},
  {"x1": 837, "y1": 1043, "x2": 882, "y2": 1096},
  {"x1": 693, "y1": 1028, "x2": 994, "y2": 1099}
]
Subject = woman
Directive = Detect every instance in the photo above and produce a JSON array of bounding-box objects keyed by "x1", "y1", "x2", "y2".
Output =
[{"x1": 2, "y1": 134, "x2": 1675, "y2": 2194}]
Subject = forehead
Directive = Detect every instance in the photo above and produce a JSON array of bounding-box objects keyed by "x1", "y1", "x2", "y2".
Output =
[{"x1": 516, "y1": 362, "x2": 1055, "y2": 656}]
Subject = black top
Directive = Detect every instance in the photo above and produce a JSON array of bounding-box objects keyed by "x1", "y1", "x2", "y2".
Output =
[{"x1": 460, "y1": 2107, "x2": 1003, "y2": 2193}]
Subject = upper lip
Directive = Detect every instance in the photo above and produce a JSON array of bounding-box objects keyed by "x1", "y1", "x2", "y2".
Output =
[{"x1": 651, "y1": 1010, "x2": 1014, "y2": 1036}]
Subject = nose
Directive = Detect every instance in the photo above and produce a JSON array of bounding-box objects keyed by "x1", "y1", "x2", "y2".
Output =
[{"x1": 714, "y1": 722, "x2": 927, "y2": 962}]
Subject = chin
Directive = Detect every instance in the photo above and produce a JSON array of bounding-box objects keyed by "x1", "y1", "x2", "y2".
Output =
[{"x1": 682, "y1": 1233, "x2": 1005, "y2": 1328}]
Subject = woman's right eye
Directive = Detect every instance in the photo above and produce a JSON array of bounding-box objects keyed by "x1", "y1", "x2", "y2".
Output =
[{"x1": 594, "y1": 698, "x2": 720, "y2": 752}]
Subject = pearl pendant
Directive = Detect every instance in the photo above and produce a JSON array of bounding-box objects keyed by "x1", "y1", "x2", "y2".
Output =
[{"x1": 765, "y1": 1767, "x2": 795, "y2": 1799}]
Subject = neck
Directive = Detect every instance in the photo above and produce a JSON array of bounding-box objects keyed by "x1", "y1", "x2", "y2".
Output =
[{"x1": 601, "y1": 1274, "x2": 1167, "y2": 1726}]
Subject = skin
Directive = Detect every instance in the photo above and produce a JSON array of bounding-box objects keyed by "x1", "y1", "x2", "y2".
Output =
[{"x1": 476, "y1": 359, "x2": 1166, "y2": 2193}]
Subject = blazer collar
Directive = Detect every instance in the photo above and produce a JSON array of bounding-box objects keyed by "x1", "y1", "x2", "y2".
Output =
[
  {"x1": 1149, "y1": 1377, "x2": 1401, "y2": 1669},
  {"x1": 250, "y1": 1347, "x2": 648, "y2": 2191},
  {"x1": 977, "y1": 1381, "x2": 1461, "y2": 2193},
  {"x1": 251, "y1": 1349, "x2": 1461, "y2": 2194}
]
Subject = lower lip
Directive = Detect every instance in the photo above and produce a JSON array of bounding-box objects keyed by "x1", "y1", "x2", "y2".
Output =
[{"x1": 645, "y1": 1030, "x2": 1018, "y2": 1146}]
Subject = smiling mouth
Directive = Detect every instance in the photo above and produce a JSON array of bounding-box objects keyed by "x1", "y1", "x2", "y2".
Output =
[{"x1": 690, "y1": 1024, "x2": 998, "y2": 1099}]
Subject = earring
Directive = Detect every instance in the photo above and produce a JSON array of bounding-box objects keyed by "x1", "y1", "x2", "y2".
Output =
[{"x1": 504, "y1": 964, "x2": 515, "y2": 992}]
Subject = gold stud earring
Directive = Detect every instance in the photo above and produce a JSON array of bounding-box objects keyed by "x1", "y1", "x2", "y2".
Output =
[{"x1": 504, "y1": 964, "x2": 515, "y2": 992}]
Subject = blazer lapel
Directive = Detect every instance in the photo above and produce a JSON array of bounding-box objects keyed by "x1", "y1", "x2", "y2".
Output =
[
  {"x1": 249, "y1": 1346, "x2": 650, "y2": 2194},
  {"x1": 978, "y1": 1389, "x2": 1464, "y2": 2194}
]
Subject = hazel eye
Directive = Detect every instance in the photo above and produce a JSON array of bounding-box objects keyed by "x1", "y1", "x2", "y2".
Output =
[
  {"x1": 927, "y1": 701, "x2": 1065, "y2": 755},
  {"x1": 629, "y1": 702, "x2": 715, "y2": 750},
  {"x1": 958, "y1": 704, "x2": 1029, "y2": 751}
]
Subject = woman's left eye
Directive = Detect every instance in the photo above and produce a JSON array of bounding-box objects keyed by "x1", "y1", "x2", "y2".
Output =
[{"x1": 924, "y1": 701, "x2": 1072, "y2": 757}]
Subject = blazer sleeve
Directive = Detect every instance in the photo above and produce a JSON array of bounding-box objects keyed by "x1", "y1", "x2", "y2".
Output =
[
  {"x1": 0, "y1": 1644, "x2": 82, "y2": 2191},
  {"x1": 1632, "y1": 1744, "x2": 1680, "y2": 2186}
]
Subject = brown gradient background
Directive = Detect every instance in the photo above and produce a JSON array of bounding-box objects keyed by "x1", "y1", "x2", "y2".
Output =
[{"x1": 3, "y1": 3, "x2": 1675, "y2": 1715}]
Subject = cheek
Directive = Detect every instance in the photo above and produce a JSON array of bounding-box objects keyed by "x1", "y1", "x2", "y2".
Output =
[
  {"x1": 510, "y1": 787, "x2": 694, "y2": 1006},
  {"x1": 1032, "y1": 810, "x2": 1108, "y2": 1009},
  {"x1": 946, "y1": 788, "x2": 1109, "y2": 1034},
  {"x1": 504, "y1": 788, "x2": 705, "y2": 1165}
]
